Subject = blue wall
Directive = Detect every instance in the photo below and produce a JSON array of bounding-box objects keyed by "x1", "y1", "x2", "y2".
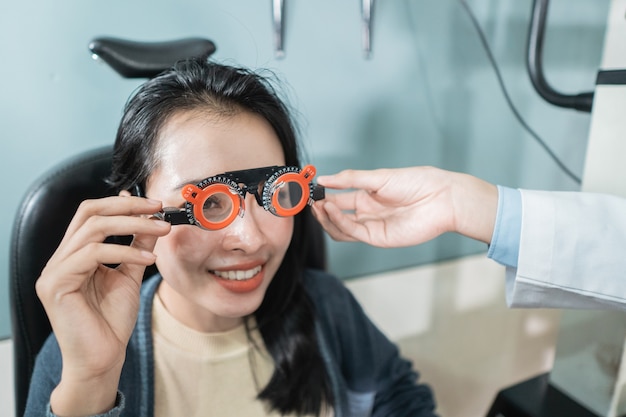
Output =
[{"x1": 0, "y1": 0, "x2": 609, "y2": 338}]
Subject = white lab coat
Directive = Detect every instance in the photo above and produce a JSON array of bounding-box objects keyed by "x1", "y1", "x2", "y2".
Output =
[{"x1": 505, "y1": 189, "x2": 626, "y2": 310}]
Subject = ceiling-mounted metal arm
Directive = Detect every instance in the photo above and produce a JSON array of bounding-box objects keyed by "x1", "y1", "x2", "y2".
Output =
[
  {"x1": 272, "y1": 0, "x2": 285, "y2": 59},
  {"x1": 362, "y1": 0, "x2": 373, "y2": 58},
  {"x1": 527, "y1": 0, "x2": 594, "y2": 112}
]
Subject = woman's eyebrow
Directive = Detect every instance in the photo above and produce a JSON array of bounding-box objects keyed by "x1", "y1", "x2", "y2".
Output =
[{"x1": 172, "y1": 177, "x2": 206, "y2": 191}]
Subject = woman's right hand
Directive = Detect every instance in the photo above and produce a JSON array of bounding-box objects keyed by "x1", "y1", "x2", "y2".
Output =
[{"x1": 35, "y1": 196, "x2": 171, "y2": 415}]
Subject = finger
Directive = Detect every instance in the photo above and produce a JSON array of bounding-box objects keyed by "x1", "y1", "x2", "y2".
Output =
[
  {"x1": 311, "y1": 202, "x2": 351, "y2": 241},
  {"x1": 38, "y1": 243, "x2": 158, "y2": 298},
  {"x1": 117, "y1": 231, "x2": 163, "y2": 281},
  {"x1": 64, "y1": 242, "x2": 158, "y2": 274},
  {"x1": 321, "y1": 192, "x2": 357, "y2": 212},
  {"x1": 55, "y1": 216, "x2": 170, "y2": 262},
  {"x1": 325, "y1": 190, "x2": 395, "y2": 220},
  {"x1": 312, "y1": 201, "x2": 358, "y2": 243},
  {"x1": 321, "y1": 200, "x2": 386, "y2": 246},
  {"x1": 316, "y1": 169, "x2": 392, "y2": 193},
  {"x1": 64, "y1": 197, "x2": 163, "y2": 240}
]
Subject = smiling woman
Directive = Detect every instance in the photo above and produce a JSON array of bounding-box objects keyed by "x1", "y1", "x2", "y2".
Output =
[
  {"x1": 141, "y1": 109, "x2": 294, "y2": 331},
  {"x1": 24, "y1": 58, "x2": 437, "y2": 417}
]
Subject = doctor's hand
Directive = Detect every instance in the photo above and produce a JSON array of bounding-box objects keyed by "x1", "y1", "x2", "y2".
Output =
[
  {"x1": 35, "y1": 196, "x2": 171, "y2": 416},
  {"x1": 312, "y1": 166, "x2": 498, "y2": 248}
]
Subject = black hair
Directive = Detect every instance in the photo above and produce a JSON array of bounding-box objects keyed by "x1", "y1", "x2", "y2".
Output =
[{"x1": 107, "y1": 58, "x2": 333, "y2": 415}]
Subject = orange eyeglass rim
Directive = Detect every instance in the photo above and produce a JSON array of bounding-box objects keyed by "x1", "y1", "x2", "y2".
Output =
[
  {"x1": 269, "y1": 165, "x2": 316, "y2": 217},
  {"x1": 178, "y1": 165, "x2": 321, "y2": 231},
  {"x1": 181, "y1": 182, "x2": 243, "y2": 230}
]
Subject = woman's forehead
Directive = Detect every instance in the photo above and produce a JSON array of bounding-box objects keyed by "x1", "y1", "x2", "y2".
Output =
[
  {"x1": 149, "y1": 110, "x2": 286, "y2": 191},
  {"x1": 158, "y1": 109, "x2": 283, "y2": 152}
]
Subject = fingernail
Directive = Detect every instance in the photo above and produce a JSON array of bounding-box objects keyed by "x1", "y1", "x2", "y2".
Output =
[
  {"x1": 141, "y1": 251, "x2": 157, "y2": 260},
  {"x1": 153, "y1": 219, "x2": 170, "y2": 228}
]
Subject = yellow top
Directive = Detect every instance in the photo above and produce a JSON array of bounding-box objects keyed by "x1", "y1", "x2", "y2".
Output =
[{"x1": 152, "y1": 293, "x2": 280, "y2": 417}]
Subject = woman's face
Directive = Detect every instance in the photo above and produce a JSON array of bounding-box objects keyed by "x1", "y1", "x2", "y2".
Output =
[{"x1": 144, "y1": 109, "x2": 293, "y2": 332}]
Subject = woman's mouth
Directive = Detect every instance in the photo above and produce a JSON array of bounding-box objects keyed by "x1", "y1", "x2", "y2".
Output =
[
  {"x1": 211, "y1": 265, "x2": 262, "y2": 281},
  {"x1": 210, "y1": 265, "x2": 265, "y2": 293}
]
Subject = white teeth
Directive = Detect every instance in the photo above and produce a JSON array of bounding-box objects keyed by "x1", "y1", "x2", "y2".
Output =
[{"x1": 213, "y1": 265, "x2": 262, "y2": 280}]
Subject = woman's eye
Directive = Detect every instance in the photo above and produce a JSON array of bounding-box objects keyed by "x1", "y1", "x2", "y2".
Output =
[
  {"x1": 204, "y1": 195, "x2": 223, "y2": 211},
  {"x1": 277, "y1": 186, "x2": 291, "y2": 205},
  {"x1": 275, "y1": 182, "x2": 303, "y2": 208},
  {"x1": 202, "y1": 192, "x2": 234, "y2": 222}
]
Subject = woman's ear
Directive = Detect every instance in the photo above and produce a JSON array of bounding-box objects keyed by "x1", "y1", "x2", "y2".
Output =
[{"x1": 119, "y1": 190, "x2": 132, "y2": 197}]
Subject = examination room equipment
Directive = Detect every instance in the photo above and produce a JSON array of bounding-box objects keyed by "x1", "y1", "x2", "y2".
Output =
[
  {"x1": 487, "y1": 0, "x2": 626, "y2": 416},
  {"x1": 3, "y1": 0, "x2": 626, "y2": 416}
]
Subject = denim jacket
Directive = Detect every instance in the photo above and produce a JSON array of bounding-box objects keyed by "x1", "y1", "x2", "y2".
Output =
[{"x1": 25, "y1": 269, "x2": 437, "y2": 417}]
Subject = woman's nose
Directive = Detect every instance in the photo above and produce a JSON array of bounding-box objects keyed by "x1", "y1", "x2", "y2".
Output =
[{"x1": 221, "y1": 195, "x2": 266, "y2": 252}]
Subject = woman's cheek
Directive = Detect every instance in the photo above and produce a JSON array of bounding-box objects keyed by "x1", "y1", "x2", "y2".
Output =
[
  {"x1": 155, "y1": 227, "x2": 214, "y2": 261},
  {"x1": 273, "y1": 217, "x2": 294, "y2": 254}
]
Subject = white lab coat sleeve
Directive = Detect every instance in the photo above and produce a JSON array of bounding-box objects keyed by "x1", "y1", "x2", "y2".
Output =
[{"x1": 505, "y1": 189, "x2": 626, "y2": 310}]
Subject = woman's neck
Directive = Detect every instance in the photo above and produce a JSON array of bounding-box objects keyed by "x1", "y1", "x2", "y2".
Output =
[{"x1": 156, "y1": 281, "x2": 244, "y2": 333}]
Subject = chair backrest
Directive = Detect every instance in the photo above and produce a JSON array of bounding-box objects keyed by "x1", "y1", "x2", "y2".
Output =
[{"x1": 9, "y1": 146, "x2": 326, "y2": 417}]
